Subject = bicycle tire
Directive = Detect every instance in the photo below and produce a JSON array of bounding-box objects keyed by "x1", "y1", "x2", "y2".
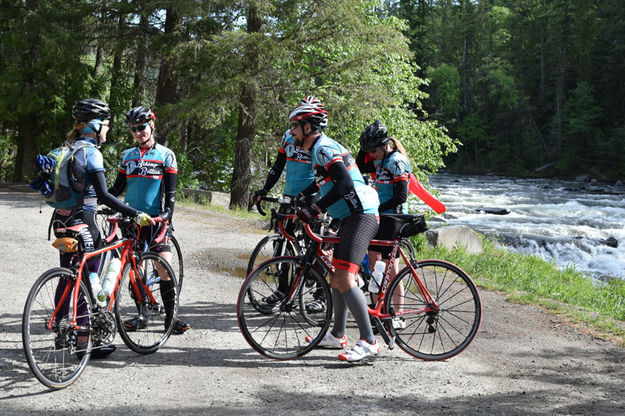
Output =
[
  {"x1": 115, "y1": 252, "x2": 177, "y2": 354},
  {"x1": 237, "y1": 256, "x2": 332, "y2": 360},
  {"x1": 385, "y1": 259, "x2": 481, "y2": 361},
  {"x1": 169, "y1": 234, "x2": 184, "y2": 293},
  {"x1": 246, "y1": 234, "x2": 298, "y2": 314},
  {"x1": 246, "y1": 234, "x2": 298, "y2": 276},
  {"x1": 22, "y1": 268, "x2": 93, "y2": 389}
]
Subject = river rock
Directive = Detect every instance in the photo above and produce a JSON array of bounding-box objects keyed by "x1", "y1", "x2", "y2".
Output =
[{"x1": 425, "y1": 225, "x2": 484, "y2": 254}]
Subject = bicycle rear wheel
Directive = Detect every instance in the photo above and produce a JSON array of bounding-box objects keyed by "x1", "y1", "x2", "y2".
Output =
[
  {"x1": 115, "y1": 253, "x2": 177, "y2": 354},
  {"x1": 169, "y1": 235, "x2": 184, "y2": 293},
  {"x1": 385, "y1": 259, "x2": 481, "y2": 361},
  {"x1": 247, "y1": 234, "x2": 298, "y2": 276},
  {"x1": 22, "y1": 268, "x2": 93, "y2": 389},
  {"x1": 238, "y1": 256, "x2": 332, "y2": 360}
]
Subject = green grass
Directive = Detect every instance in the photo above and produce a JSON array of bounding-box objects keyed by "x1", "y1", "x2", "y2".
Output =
[{"x1": 415, "y1": 236, "x2": 625, "y2": 346}]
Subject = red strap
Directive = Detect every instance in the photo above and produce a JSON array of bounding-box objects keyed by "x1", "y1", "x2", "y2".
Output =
[
  {"x1": 409, "y1": 173, "x2": 446, "y2": 214},
  {"x1": 364, "y1": 152, "x2": 376, "y2": 181}
]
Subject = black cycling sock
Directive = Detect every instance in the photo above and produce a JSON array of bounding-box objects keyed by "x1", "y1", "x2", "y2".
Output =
[
  {"x1": 330, "y1": 288, "x2": 348, "y2": 338},
  {"x1": 159, "y1": 279, "x2": 176, "y2": 322},
  {"x1": 342, "y1": 286, "x2": 375, "y2": 344}
]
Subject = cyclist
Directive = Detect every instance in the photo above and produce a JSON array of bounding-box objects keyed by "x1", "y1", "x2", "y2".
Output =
[
  {"x1": 356, "y1": 120, "x2": 411, "y2": 329},
  {"x1": 291, "y1": 96, "x2": 381, "y2": 362},
  {"x1": 250, "y1": 129, "x2": 319, "y2": 308},
  {"x1": 31, "y1": 98, "x2": 154, "y2": 359},
  {"x1": 108, "y1": 105, "x2": 190, "y2": 335}
]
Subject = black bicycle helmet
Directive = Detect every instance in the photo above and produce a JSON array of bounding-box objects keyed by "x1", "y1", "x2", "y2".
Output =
[
  {"x1": 125, "y1": 106, "x2": 156, "y2": 126},
  {"x1": 289, "y1": 96, "x2": 328, "y2": 131},
  {"x1": 72, "y1": 98, "x2": 111, "y2": 122},
  {"x1": 359, "y1": 120, "x2": 389, "y2": 152}
]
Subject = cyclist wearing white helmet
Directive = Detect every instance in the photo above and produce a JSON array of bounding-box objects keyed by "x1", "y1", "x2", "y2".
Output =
[
  {"x1": 108, "y1": 105, "x2": 190, "y2": 335},
  {"x1": 291, "y1": 96, "x2": 382, "y2": 362}
]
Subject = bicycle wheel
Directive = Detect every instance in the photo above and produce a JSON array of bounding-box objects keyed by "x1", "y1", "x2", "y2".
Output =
[
  {"x1": 246, "y1": 234, "x2": 298, "y2": 276},
  {"x1": 385, "y1": 259, "x2": 481, "y2": 361},
  {"x1": 169, "y1": 235, "x2": 184, "y2": 293},
  {"x1": 115, "y1": 252, "x2": 177, "y2": 354},
  {"x1": 22, "y1": 268, "x2": 93, "y2": 389},
  {"x1": 237, "y1": 256, "x2": 332, "y2": 360}
]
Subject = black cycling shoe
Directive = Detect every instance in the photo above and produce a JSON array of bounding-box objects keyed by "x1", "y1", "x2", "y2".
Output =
[
  {"x1": 91, "y1": 344, "x2": 116, "y2": 359},
  {"x1": 123, "y1": 316, "x2": 148, "y2": 331},
  {"x1": 165, "y1": 318, "x2": 190, "y2": 335},
  {"x1": 262, "y1": 289, "x2": 285, "y2": 304}
]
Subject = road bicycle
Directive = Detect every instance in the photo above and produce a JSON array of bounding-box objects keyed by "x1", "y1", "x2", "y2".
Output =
[
  {"x1": 22, "y1": 214, "x2": 178, "y2": 389},
  {"x1": 247, "y1": 196, "x2": 416, "y2": 296},
  {"x1": 237, "y1": 212, "x2": 482, "y2": 361},
  {"x1": 96, "y1": 207, "x2": 184, "y2": 293}
]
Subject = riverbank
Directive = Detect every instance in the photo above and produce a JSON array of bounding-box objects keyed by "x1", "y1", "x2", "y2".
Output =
[{"x1": 414, "y1": 234, "x2": 625, "y2": 347}]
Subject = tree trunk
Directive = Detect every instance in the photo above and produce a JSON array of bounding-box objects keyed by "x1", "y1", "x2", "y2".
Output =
[
  {"x1": 539, "y1": 0, "x2": 546, "y2": 105},
  {"x1": 154, "y1": 7, "x2": 182, "y2": 147},
  {"x1": 230, "y1": 4, "x2": 262, "y2": 209},
  {"x1": 107, "y1": 12, "x2": 127, "y2": 126},
  {"x1": 14, "y1": 114, "x2": 37, "y2": 182},
  {"x1": 132, "y1": 11, "x2": 149, "y2": 107}
]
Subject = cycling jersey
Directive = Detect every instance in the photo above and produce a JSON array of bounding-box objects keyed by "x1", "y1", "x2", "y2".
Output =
[
  {"x1": 373, "y1": 150, "x2": 410, "y2": 214},
  {"x1": 279, "y1": 130, "x2": 314, "y2": 196},
  {"x1": 309, "y1": 135, "x2": 379, "y2": 221},
  {"x1": 118, "y1": 143, "x2": 178, "y2": 216},
  {"x1": 76, "y1": 137, "x2": 103, "y2": 212}
]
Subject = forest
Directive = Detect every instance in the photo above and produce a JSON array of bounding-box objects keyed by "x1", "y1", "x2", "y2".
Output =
[{"x1": 2, "y1": 0, "x2": 623, "y2": 208}]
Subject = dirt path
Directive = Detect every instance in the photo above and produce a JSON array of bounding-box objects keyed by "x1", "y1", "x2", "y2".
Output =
[{"x1": 1, "y1": 185, "x2": 624, "y2": 415}]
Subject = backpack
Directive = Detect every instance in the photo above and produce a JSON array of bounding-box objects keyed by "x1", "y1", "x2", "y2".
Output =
[{"x1": 43, "y1": 141, "x2": 96, "y2": 209}]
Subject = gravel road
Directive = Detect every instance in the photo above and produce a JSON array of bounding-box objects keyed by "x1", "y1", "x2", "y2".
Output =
[{"x1": 1, "y1": 184, "x2": 625, "y2": 415}]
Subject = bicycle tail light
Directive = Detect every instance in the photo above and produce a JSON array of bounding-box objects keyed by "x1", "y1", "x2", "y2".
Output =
[{"x1": 52, "y1": 237, "x2": 79, "y2": 253}]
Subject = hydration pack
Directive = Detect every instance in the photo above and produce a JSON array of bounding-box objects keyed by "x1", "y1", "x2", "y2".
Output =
[{"x1": 35, "y1": 141, "x2": 95, "y2": 209}]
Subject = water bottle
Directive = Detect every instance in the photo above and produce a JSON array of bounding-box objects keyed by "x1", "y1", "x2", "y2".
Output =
[
  {"x1": 368, "y1": 260, "x2": 386, "y2": 293},
  {"x1": 89, "y1": 272, "x2": 106, "y2": 307},
  {"x1": 98, "y1": 258, "x2": 121, "y2": 302}
]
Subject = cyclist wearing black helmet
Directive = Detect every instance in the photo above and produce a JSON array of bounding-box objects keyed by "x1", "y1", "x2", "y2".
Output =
[
  {"x1": 31, "y1": 99, "x2": 153, "y2": 359},
  {"x1": 356, "y1": 120, "x2": 411, "y2": 329},
  {"x1": 108, "y1": 105, "x2": 190, "y2": 335},
  {"x1": 291, "y1": 96, "x2": 382, "y2": 362}
]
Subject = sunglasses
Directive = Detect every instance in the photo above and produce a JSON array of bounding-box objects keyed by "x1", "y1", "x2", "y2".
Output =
[
  {"x1": 130, "y1": 123, "x2": 150, "y2": 132},
  {"x1": 289, "y1": 122, "x2": 300, "y2": 130}
]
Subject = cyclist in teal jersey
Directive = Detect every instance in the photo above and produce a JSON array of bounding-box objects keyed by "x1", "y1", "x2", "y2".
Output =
[
  {"x1": 356, "y1": 120, "x2": 411, "y2": 329},
  {"x1": 108, "y1": 106, "x2": 189, "y2": 335},
  {"x1": 31, "y1": 99, "x2": 154, "y2": 359},
  {"x1": 290, "y1": 96, "x2": 382, "y2": 362},
  {"x1": 251, "y1": 129, "x2": 321, "y2": 307}
]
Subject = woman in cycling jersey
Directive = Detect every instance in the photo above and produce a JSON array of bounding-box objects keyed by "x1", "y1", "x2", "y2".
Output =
[
  {"x1": 32, "y1": 99, "x2": 153, "y2": 358},
  {"x1": 292, "y1": 96, "x2": 382, "y2": 362},
  {"x1": 356, "y1": 120, "x2": 411, "y2": 329},
  {"x1": 108, "y1": 106, "x2": 189, "y2": 335}
]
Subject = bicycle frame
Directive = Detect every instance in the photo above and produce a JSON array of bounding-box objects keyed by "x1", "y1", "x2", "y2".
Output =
[
  {"x1": 276, "y1": 214, "x2": 439, "y2": 323},
  {"x1": 48, "y1": 217, "x2": 167, "y2": 333}
]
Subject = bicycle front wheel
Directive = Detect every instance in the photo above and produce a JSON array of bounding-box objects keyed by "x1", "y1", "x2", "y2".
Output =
[
  {"x1": 22, "y1": 268, "x2": 93, "y2": 389},
  {"x1": 115, "y1": 253, "x2": 177, "y2": 354},
  {"x1": 237, "y1": 256, "x2": 332, "y2": 360},
  {"x1": 385, "y1": 259, "x2": 482, "y2": 361}
]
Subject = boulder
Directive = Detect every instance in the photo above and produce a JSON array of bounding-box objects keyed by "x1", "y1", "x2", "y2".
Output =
[
  {"x1": 181, "y1": 188, "x2": 230, "y2": 208},
  {"x1": 425, "y1": 225, "x2": 484, "y2": 254}
]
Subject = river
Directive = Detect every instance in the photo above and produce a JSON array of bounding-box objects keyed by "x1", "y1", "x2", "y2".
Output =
[{"x1": 420, "y1": 173, "x2": 625, "y2": 281}]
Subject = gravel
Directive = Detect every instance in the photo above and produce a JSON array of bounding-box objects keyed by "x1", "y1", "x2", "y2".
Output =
[{"x1": 1, "y1": 184, "x2": 625, "y2": 415}]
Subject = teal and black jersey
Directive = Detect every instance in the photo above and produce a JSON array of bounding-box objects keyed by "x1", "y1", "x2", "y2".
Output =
[
  {"x1": 310, "y1": 135, "x2": 378, "y2": 221},
  {"x1": 118, "y1": 143, "x2": 178, "y2": 215},
  {"x1": 280, "y1": 130, "x2": 314, "y2": 196},
  {"x1": 374, "y1": 151, "x2": 410, "y2": 214}
]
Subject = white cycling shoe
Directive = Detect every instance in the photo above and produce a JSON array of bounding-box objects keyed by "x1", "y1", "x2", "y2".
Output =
[
  {"x1": 338, "y1": 338, "x2": 380, "y2": 362},
  {"x1": 306, "y1": 332, "x2": 348, "y2": 349}
]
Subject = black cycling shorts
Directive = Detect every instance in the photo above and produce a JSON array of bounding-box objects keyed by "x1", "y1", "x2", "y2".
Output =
[
  {"x1": 368, "y1": 216, "x2": 404, "y2": 259},
  {"x1": 332, "y1": 213, "x2": 379, "y2": 273},
  {"x1": 137, "y1": 222, "x2": 172, "y2": 253}
]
